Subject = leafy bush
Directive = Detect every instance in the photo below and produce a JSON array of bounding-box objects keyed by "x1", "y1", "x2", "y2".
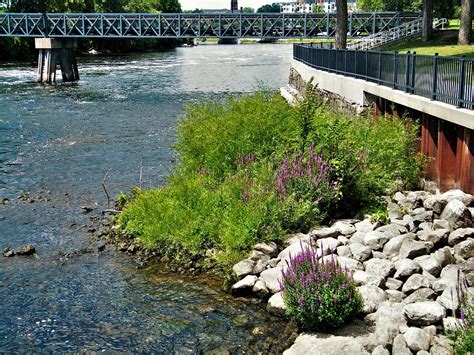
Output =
[
  {"x1": 280, "y1": 243, "x2": 363, "y2": 331},
  {"x1": 448, "y1": 271, "x2": 474, "y2": 354},
  {"x1": 175, "y1": 91, "x2": 300, "y2": 179},
  {"x1": 118, "y1": 89, "x2": 423, "y2": 269}
]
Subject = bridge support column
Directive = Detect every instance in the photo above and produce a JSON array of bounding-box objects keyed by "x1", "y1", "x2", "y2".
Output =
[{"x1": 35, "y1": 39, "x2": 79, "y2": 84}]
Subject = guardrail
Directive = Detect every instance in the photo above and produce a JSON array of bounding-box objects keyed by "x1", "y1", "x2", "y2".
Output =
[{"x1": 294, "y1": 44, "x2": 474, "y2": 109}]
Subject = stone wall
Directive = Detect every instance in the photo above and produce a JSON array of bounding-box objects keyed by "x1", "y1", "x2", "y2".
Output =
[{"x1": 288, "y1": 67, "x2": 370, "y2": 116}]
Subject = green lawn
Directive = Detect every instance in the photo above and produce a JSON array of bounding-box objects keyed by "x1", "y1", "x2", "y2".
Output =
[{"x1": 380, "y1": 30, "x2": 474, "y2": 58}]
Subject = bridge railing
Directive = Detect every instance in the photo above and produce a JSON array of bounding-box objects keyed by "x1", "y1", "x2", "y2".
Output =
[
  {"x1": 294, "y1": 43, "x2": 474, "y2": 109},
  {"x1": 0, "y1": 12, "x2": 421, "y2": 39}
]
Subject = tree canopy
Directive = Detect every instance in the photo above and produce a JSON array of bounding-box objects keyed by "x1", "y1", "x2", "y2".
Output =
[
  {"x1": 2, "y1": 0, "x2": 181, "y2": 12},
  {"x1": 256, "y1": 3, "x2": 280, "y2": 13}
]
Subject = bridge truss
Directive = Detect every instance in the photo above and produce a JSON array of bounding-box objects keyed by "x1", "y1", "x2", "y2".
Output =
[{"x1": 0, "y1": 12, "x2": 420, "y2": 39}]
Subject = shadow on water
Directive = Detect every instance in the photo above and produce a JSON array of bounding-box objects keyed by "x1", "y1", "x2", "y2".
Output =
[{"x1": 0, "y1": 44, "x2": 294, "y2": 352}]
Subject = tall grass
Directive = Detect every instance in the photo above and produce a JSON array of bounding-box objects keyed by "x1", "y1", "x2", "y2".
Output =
[{"x1": 118, "y1": 88, "x2": 423, "y2": 269}]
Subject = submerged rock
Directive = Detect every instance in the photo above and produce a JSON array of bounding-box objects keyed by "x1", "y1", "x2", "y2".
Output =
[
  {"x1": 283, "y1": 334, "x2": 369, "y2": 355},
  {"x1": 17, "y1": 244, "x2": 36, "y2": 256},
  {"x1": 2, "y1": 248, "x2": 14, "y2": 257}
]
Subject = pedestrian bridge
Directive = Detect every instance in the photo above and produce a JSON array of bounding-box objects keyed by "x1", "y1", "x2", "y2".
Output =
[{"x1": 0, "y1": 12, "x2": 420, "y2": 39}]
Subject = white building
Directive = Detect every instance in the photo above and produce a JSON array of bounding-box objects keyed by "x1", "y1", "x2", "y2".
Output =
[{"x1": 280, "y1": 0, "x2": 357, "y2": 14}]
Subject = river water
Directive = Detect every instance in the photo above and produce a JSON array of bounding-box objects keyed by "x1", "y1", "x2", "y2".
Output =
[{"x1": 0, "y1": 44, "x2": 294, "y2": 352}]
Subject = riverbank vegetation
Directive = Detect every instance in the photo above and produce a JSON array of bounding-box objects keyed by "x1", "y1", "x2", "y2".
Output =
[{"x1": 117, "y1": 87, "x2": 423, "y2": 271}]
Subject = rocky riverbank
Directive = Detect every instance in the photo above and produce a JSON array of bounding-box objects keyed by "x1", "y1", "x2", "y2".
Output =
[{"x1": 230, "y1": 189, "x2": 474, "y2": 354}]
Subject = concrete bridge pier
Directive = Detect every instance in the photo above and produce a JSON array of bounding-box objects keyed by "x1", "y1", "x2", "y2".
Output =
[{"x1": 35, "y1": 39, "x2": 79, "y2": 84}]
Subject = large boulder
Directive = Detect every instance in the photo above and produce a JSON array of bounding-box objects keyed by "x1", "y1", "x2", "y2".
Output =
[
  {"x1": 363, "y1": 231, "x2": 390, "y2": 250},
  {"x1": 399, "y1": 239, "x2": 431, "y2": 259},
  {"x1": 355, "y1": 219, "x2": 375, "y2": 233},
  {"x1": 402, "y1": 288, "x2": 437, "y2": 304},
  {"x1": 382, "y1": 233, "x2": 415, "y2": 258},
  {"x1": 310, "y1": 226, "x2": 340, "y2": 239},
  {"x1": 403, "y1": 327, "x2": 430, "y2": 352},
  {"x1": 394, "y1": 258, "x2": 421, "y2": 279},
  {"x1": 403, "y1": 301, "x2": 446, "y2": 325},
  {"x1": 432, "y1": 264, "x2": 461, "y2": 293},
  {"x1": 364, "y1": 258, "x2": 395, "y2": 279},
  {"x1": 417, "y1": 229, "x2": 449, "y2": 245},
  {"x1": 392, "y1": 334, "x2": 412, "y2": 355},
  {"x1": 353, "y1": 270, "x2": 385, "y2": 288},
  {"x1": 440, "y1": 200, "x2": 472, "y2": 229},
  {"x1": 358, "y1": 285, "x2": 386, "y2": 313},
  {"x1": 254, "y1": 242, "x2": 278, "y2": 257},
  {"x1": 376, "y1": 224, "x2": 408, "y2": 239},
  {"x1": 364, "y1": 301, "x2": 407, "y2": 349},
  {"x1": 260, "y1": 267, "x2": 283, "y2": 293},
  {"x1": 267, "y1": 292, "x2": 286, "y2": 315},
  {"x1": 454, "y1": 239, "x2": 474, "y2": 259},
  {"x1": 231, "y1": 275, "x2": 258, "y2": 295},
  {"x1": 432, "y1": 247, "x2": 455, "y2": 268},
  {"x1": 249, "y1": 250, "x2": 271, "y2": 274},
  {"x1": 232, "y1": 259, "x2": 255, "y2": 279},
  {"x1": 332, "y1": 220, "x2": 357, "y2": 236},
  {"x1": 424, "y1": 189, "x2": 473, "y2": 214},
  {"x1": 402, "y1": 274, "x2": 432, "y2": 294},
  {"x1": 414, "y1": 255, "x2": 442, "y2": 277},
  {"x1": 321, "y1": 255, "x2": 363, "y2": 273},
  {"x1": 283, "y1": 334, "x2": 369, "y2": 355},
  {"x1": 349, "y1": 243, "x2": 372, "y2": 262},
  {"x1": 252, "y1": 279, "x2": 269, "y2": 298},
  {"x1": 448, "y1": 228, "x2": 474, "y2": 246},
  {"x1": 316, "y1": 237, "x2": 342, "y2": 254}
]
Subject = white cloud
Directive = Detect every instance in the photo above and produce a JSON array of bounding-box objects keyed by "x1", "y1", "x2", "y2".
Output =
[{"x1": 180, "y1": 0, "x2": 277, "y2": 11}]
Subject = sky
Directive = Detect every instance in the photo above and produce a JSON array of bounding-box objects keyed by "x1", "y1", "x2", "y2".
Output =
[{"x1": 180, "y1": 0, "x2": 276, "y2": 10}]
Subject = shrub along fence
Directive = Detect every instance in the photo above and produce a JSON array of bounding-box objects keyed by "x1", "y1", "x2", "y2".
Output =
[{"x1": 293, "y1": 43, "x2": 474, "y2": 109}]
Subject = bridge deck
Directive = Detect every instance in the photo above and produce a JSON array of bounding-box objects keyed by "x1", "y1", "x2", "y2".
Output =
[{"x1": 0, "y1": 12, "x2": 420, "y2": 39}]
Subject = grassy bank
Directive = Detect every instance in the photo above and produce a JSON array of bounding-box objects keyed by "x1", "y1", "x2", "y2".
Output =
[
  {"x1": 117, "y1": 87, "x2": 423, "y2": 270},
  {"x1": 380, "y1": 30, "x2": 474, "y2": 58}
]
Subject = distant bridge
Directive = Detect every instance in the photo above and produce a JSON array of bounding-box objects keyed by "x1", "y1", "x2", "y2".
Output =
[{"x1": 0, "y1": 12, "x2": 420, "y2": 39}]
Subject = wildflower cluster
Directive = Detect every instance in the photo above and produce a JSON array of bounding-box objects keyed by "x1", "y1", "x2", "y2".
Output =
[
  {"x1": 274, "y1": 145, "x2": 334, "y2": 202},
  {"x1": 449, "y1": 270, "x2": 474, "y2": 353},
  {"x1": 280, "y1": 241, "x2": 363, "y2": 331}
]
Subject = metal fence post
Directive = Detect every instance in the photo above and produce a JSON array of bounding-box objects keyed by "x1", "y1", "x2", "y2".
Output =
[
  {"x1": 365, "y1": 50, "x2": 369, "y2": 80},
  {"x1": 411, "y1": 51, "x2": 416, "y2": 94},
  {"x1": 431, "y1": 53, "x2": 438, "y2": 101},
  {"x1": 378, "y1": 51, "x2": 382, "y2": 84},
  {"x1": 405, "y1": 51, "x2": 411, "y2": 93},
  {"x1": 458, "y1": 55, "x2": 466, "y2": 108},
  {"x1": 393, "y1": 51, "x2": 398, "y2": 89}
]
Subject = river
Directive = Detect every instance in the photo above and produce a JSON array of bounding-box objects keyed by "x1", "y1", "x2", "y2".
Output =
[{"x1": 0, "y1": 44, "x2": 295, "y2": 352}]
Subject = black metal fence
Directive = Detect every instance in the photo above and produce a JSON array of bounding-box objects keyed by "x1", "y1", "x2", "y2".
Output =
[{"x1": 293, "y1": 43, "x2": 474, "y2": 109}]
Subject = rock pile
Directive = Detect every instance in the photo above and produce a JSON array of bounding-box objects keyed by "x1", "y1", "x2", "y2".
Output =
[{"x1": 231, "y1": 189, "x2": 474, "y2": 354}]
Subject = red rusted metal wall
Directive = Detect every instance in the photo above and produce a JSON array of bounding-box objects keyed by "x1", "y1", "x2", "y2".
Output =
[{"x1": 374, "y1": 97, "x2": 474, "y2": 194}]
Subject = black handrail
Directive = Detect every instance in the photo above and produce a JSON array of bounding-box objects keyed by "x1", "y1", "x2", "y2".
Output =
[{"x1": 293, "y1": 43, "x2": 474, "y2": 109}]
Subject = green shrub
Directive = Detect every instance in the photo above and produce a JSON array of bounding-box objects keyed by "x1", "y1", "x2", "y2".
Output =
[
  {"x1": 175, "y1": 91, "x2": 300, "y2": 179},
  {"x1": 118, "y1": 89, "x2": 424, "y2": 269},
  {"x1": 281, "y1": 243, "x2": 363, "y2": 331}
]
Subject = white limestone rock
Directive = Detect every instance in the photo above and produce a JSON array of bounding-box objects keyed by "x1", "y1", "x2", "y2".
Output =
[
  {"x1": 403, "y1": 301, "x2": 446, "y2": 326},
  {"x1": 267, "y1": 292, "x2": 286, "y2": 315},
  {"x1": 403, "y1": 327, "x2": 430, "y2": 352}
]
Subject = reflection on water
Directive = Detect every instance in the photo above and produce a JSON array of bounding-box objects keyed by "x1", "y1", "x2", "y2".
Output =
[{"x1": 0, "y1": 44, "x2": 293, "y2": 352}]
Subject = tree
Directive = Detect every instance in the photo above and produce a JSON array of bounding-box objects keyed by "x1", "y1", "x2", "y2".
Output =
[
  {"x1": 458, "y1": 0, "x2": 472, "y2": 44},
  {"x1": 243, "y1": 6, "x2": 254, "y2": 13},
  {"x1": 422, "y1": 0, "x2": 433, "y2": 41},
  {"x1": 357, "y1": 0, "x2": 383, "y2": 12},
  {"x1": 312, "y1": 5, "x2": 324, "y2": 13},
  {"x1": 335, "y1": 0, "x2": 348, "y2": 49},
  {"x1": 256, "y1": 3, "x2": 280, "y2": 13}
]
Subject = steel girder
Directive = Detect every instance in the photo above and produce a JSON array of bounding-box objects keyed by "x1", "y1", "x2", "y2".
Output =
[{"x1": 0, "y1": 12, "x2": 421, "y2": 39}]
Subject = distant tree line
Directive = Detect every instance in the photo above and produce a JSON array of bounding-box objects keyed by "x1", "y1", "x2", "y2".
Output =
[{"x1": 0, "y1": 0, "x2": 181, "y2": 13}]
